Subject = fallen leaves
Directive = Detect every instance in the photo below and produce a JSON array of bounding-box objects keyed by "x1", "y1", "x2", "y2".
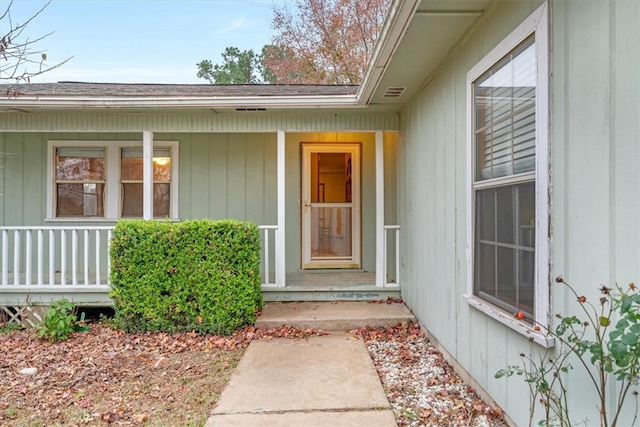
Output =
[
  {"x1": 351, "y1": 322, "x2": 507, "y2": 427},
  {"x1": 0, "y1": 322, "x2": 329, "y2": 426}
]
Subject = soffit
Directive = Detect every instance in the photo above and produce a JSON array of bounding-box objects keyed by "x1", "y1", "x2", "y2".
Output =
[{"x1": 368, "y1": 0, "x2": 492, "y2": 111}]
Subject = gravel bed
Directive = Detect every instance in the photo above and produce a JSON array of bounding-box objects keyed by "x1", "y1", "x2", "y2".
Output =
[{"x1": 355, "y1": 323, "x2": 509, "y2": 427}]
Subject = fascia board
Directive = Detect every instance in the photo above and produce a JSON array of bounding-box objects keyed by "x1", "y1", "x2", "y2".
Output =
[
  {"x1": 357, "y1": 0, "x2": 421, "y2": 106},
  {"x1": 0, "y1": 95, "x2": 362, "y2": 110}
]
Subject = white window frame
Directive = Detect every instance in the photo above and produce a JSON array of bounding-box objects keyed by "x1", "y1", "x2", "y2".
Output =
[
  {"x1": 46, "y1": 140, "x2": 179, "y2": 221},
  {"x1": 464, "y1": 2, "x2": 551, "y2": 347}
]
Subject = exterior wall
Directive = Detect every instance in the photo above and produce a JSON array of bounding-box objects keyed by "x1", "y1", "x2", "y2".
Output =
[
  {"x1": 396, "y1": 0, "x2": 639, "y2": 424},
  {"x1": 0, "y1": 112, "x2": 399, "y2": 133},
  {"x1": 0, "y1": 132, "x2": 278, "y2": 227},
  {"x1": 0, "y1": 129, "x2": 399, "y2": 277},
  {"x1": 284, "y1": 132, "x2": 392, "y2": 273}
]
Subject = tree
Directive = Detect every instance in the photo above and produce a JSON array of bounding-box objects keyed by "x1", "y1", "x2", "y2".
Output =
[
  {"x1": 264, "y1": 0, "x2": 390, "y2": 84},
  {"x1": 1, "y1": 0, "x2": 71, "y2": 84},
  {"x1": 197, "y1": 0, "x2": 389, "y2": 85},
  {"x1": 196, "y1": 47, "x2": 270, "y2": 84}
]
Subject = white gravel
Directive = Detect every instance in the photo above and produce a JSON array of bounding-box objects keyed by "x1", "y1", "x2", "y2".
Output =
[{"x1": 356, "y1": 324, "x2": 509, "y2": 427}]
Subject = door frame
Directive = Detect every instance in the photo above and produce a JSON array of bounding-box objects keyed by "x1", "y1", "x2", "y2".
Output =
[{"x1": 301, "y1": 143, "x2": 361, "y2": 269}]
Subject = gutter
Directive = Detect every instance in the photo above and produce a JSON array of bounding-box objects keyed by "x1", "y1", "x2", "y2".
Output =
[{"x1": 0, "y1": 94, "x2": 362, "y2": 110}]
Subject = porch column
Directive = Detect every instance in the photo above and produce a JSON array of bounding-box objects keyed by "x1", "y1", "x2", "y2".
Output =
[
  {"x1": 375, "y1": 130, "x2": 385, "y2": 288},
  {"x1": 276, "y1": 130, "x2": 286, "y2": 287},
  {"x1": 143, "y1": 131, "x2": 154, "y2": 220}
]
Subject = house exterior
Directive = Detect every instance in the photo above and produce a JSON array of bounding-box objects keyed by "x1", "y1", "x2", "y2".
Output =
[{"x1": 1, "y1": 0, "x2": 639, "y2": 425}]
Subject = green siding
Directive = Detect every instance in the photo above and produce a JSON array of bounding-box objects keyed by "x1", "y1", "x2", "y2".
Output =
[
  {"x1": 398, "y1": 0, "x2": 640, "y2": 424},
  {"x1": 0, "y1": 131, "x2": 399, "y2": 278},
  {"x1": 0, "y1": 112, "x2": 400, "y2": 133}
]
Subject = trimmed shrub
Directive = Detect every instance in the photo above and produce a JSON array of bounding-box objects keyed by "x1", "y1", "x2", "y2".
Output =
[{"x1": 109, "y1": 219, "x2": 263, "y2": 335}]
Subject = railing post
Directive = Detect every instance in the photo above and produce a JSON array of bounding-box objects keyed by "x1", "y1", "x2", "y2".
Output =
[
  {"x1": 49, "y1": 230, "x2": 55, "y2": 285},
  {"x1": 13, "y1": 230, "x2": 20, "y2": 285},
  {"x1": 2, "y1": 230, "x2": 8, "y2": 286},
  {"x1": 72, "y1": 229, "x2": 78, "y2": 286},
  {"x1": 37, "y1": 230, "x2": 44, "y2": 286},
  {"x1": 60, "y1": 230, "x2": 66, "y2": 285},
  {"x1": 95, "y1": 229, "x2": 101, "y2": 285},
  {"x1": 264, "y1": 227, "x2": 270, "y2": 286},
  {"x1": 84, "y1": 229, "x2": 90, "y2": 285},
  {"x1": 25, "y1": 229, "x2": 32, "y2": 285}
]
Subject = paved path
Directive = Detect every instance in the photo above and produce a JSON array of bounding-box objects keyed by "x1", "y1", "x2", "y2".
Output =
[{"x1": 205, "y1": 332, "x2": 397, "y2": 427}]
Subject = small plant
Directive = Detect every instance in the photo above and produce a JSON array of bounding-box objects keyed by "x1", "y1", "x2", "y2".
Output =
[
  {"x1": 38, "y1": 299, "x2": 77, "y2": 342},
  {"x1": 496, "y1": 277, "x2": 640, "y2": 427},
  {"x1": 0, "y1": 322, "x2": 22, "y2": 333}
]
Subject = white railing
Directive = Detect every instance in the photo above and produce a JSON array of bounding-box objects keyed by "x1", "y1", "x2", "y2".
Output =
[
  {"x1": 1, "y1": 226, "x2": 113, "y2": 287},
  {"x1": 257, "y1": 225, "x2": 279, "y2": 287},
  {"x1": 1, "y1": 224, "x2": 282, "y2": 290},
  {"x1": 383, "y1": 225, "x2": 401, "y2": 287}
]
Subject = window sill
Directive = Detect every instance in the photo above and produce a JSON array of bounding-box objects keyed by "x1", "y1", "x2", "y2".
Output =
[{"x1": 464, "y1": 294, "x2": 555, "y2": 348}]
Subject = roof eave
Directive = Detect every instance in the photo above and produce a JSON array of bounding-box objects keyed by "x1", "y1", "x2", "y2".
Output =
[
  {"x1": 356, "y1": 0, "x2": 421, "y2": 106},
  {"x1": 0, "y1": 94, "x2": 362, "y2": 110}
]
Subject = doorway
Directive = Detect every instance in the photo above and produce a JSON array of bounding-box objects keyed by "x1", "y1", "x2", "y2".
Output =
[{"x1": 301, "y1": 143, "x2": 361, "y2": 269}]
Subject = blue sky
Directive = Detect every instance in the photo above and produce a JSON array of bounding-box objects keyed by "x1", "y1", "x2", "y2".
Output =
[{"x1": 3, "y1": 0, "x2": 289, "y2": 83}]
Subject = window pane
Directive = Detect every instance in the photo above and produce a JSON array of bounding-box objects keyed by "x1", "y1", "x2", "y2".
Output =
[
  {"x1": 474, "y1": 181, "x2": 535, "y2": 317},
  {"x1": 154, "y1": 183, "x2": 170, "y2": 217},
  {"x1": 121, "y1": 183, "x2": 143, "y2": 217},
  {"x1": 56, "y1": 183, "x2": 104, "y2": 217},
  {"x1": 56, "y1": 150, "x2": 105, "y2": 180},
  {"x1": 311, "y1": 153, "x2": 351, "y2": 203},
  {"x1": 311, "y1": 207, "x2": 352, "y2": 258},
  {"x1": 474, "y1": 36, "x2": 536, "y2": 181},
  {"x1": 121, "y1": 183, "x2": 170, "y2": 218},
  {"x1": 121, "y1": 149, "x2": 171, "y2": 181}
]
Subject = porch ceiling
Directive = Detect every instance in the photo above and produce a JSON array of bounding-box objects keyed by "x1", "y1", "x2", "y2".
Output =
[{"x1": 366, "y1": 0, "x2": 492, "y2": 112}]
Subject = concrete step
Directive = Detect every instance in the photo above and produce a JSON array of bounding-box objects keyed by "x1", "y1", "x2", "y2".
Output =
[
  {"x1": 261, "y1": 284, "x2": 401, "y2": 302},
  {"x1": 255, "y1": 301, "x2": 415, "y2": 331}
]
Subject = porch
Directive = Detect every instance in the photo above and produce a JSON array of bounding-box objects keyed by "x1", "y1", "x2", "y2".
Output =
[{"x1": 0, "y1": 224, "x2": 400, "y2": 307}]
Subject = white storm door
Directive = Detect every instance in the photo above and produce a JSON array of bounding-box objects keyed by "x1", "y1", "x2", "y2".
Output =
[{"x1": 301, "y1": 143, "x2": 361, "y2": 269}]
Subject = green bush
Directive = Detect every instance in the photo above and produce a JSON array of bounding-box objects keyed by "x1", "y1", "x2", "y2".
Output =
[
  {"x1": 38, "y1": 299, "x2": 77, "y2": 342},
  {"x1": 109, "y1": 219, "x2": 263, "y2": 335}
]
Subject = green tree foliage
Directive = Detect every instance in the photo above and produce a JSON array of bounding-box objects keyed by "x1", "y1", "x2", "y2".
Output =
[
  {"x1": 196, "y1": 46, "x2": 271, "y2": 84},
  {"x1": 197, "y1": 0, "x2": 390, "y2": 85}
]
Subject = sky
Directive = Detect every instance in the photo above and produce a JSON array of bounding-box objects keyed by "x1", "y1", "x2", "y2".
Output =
[{"x1": 2, "y1": 0, "x2": 291, "y2": 84}]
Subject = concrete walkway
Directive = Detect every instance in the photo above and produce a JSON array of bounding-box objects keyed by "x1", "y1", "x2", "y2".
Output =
[{"x1": 205, "y1": 301, "x2": 413, "y2": 427}]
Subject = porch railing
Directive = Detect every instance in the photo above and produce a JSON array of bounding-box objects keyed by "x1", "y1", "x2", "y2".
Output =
[
  {"x1": 1, "y1": 226, "x2": 114, "y2": 287},
  {"x1": 1, "y1": 223, "x2": 393, "y2": 293},
  {"x1": 0, "y1": 224, "x2": 283, "y2": 291},
  {"x1": 383, "y1": 225, "x2": 401, "y2": 287}
]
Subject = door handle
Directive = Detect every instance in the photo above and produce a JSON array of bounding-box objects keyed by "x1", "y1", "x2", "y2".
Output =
[{"x1": 304, "y1": 200, "x2": 311, "y2": 213}]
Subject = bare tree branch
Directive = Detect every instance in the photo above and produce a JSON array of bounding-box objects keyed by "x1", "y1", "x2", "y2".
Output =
[{"x1": 1, "y1": 0, "x2": 72, "y2": 84}]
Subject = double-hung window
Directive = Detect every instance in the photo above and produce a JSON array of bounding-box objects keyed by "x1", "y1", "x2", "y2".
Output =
[
  {"x1": 466, "y1": 3, "x2": 550, "y2": 344},
  {"x1": 47, "y1": 141, "x2": 179, "y2": 220}
]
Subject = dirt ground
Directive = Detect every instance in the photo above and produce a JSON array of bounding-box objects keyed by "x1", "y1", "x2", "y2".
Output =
[{"x1": 0, "y1": 324, "x2": 246, "y2": 427}]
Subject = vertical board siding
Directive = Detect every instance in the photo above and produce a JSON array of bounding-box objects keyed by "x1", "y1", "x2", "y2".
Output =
[
  {"x1": 398, "y1": 1, "x2": 549, "y2": 425},
  {"x1": 399, "y1": 0, "x2": 640, "y2": 425},
  {"x1": 0, "y1": 113, "x2": 400, "y2": 133},
  {"x1": 158, "y1": 133, "x2": 278, "y2": 224}
]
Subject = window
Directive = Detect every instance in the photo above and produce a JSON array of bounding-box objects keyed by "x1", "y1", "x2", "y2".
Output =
[
  {"x1": 55, "y1": 148, "x2": 106, "y2": 217},
  {"x1": 465, "y1": 3, "x2": 550, "y2": 344},
  {"x1": 47, "y1": 141, "x2": 179, "y2": 220}
]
